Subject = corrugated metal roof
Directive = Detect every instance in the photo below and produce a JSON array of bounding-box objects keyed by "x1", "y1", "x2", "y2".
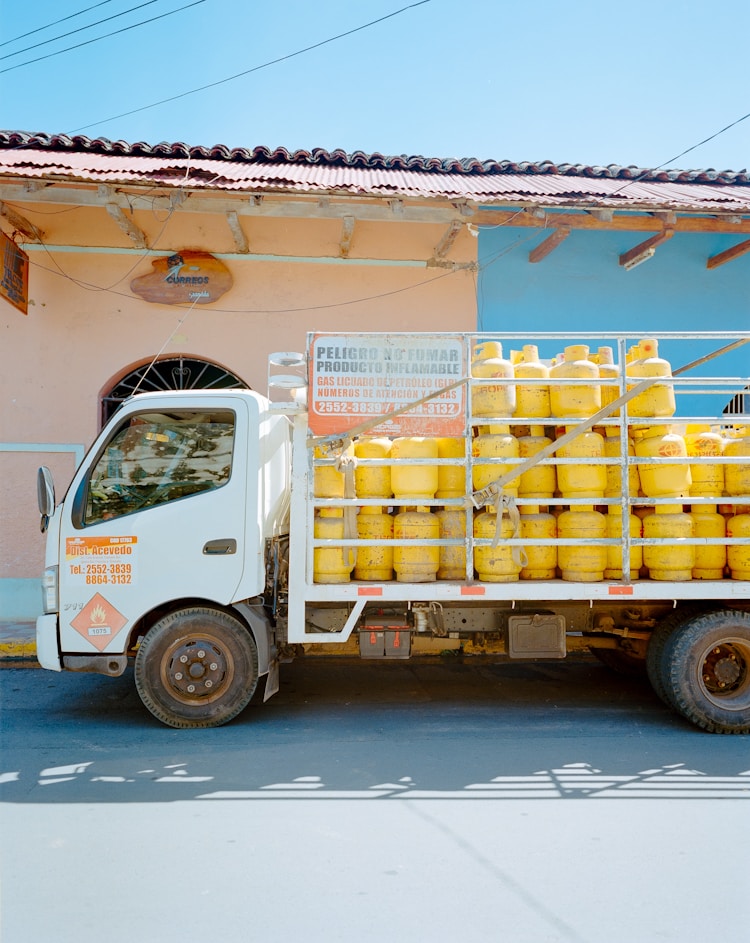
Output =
[{"x1": 2, "y1": 131, "x2": 750, "y2": 213}]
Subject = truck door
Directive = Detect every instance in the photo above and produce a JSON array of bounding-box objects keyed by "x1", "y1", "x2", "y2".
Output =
[{"x1": 56, "y1": 396, "x2": 253, "y2": 657}]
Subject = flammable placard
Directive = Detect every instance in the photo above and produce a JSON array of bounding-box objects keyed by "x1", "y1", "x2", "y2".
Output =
[{"x1": 308, "y1": 333, "x2": 467, "y2": 436}]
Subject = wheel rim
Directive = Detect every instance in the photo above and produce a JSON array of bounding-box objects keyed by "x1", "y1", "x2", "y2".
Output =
[
  {"x1": 695, "y1": 637, "x2": 750, "y2": 711},
  {"x1": 160, "y1": 634, "x2": 235, "y2": 705}
]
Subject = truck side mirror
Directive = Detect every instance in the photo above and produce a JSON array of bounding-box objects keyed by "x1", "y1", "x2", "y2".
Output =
[{"x1": 37, "y1": 465, "x2": 55, "y2": 533}]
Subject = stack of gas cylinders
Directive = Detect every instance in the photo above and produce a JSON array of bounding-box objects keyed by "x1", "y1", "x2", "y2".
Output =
[{"x1": 312, "y1": 338, "x2": 750, "y2": 583}]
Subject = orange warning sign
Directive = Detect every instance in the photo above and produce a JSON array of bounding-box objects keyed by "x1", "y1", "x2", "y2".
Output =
[{"x1": 70, "y1": 593, "x2": 128, "y2": 651}]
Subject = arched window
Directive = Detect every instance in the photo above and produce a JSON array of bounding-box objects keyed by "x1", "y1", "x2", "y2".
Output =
[{"x1": 101, "y1": 356, "x2": 249, "y2": 425}]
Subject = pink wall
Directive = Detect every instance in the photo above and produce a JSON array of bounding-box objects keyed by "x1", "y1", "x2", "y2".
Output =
[{"x1": 1, "y1": 199, "x2": 477, "y2": 612}]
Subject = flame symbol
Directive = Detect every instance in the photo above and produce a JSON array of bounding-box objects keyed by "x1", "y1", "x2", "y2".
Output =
[{"x1": 90, "y1": 604, "x2": 107, "y2": 625}]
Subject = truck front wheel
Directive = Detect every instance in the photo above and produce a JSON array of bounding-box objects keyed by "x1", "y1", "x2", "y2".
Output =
[
  {"x1": 662, "y1": 609, "x2": 750, "y2": 734},
  {"x1": 134, "y1": 607, "x2": 259, "y2": 728}
]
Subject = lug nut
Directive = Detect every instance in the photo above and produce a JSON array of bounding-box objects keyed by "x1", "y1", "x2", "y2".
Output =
[
  {"x1": 197, "y1": 650, "x2": 206, "y2": 659},
  {"x1": 187, "y1": 684, "x2": 195, "y2": 693},
  {"x1": 179, "y1": 654, "x2": 188, "y2": 663},
  {"x1": 174, "y1": 672, "x2": 183, "y2": 681}
]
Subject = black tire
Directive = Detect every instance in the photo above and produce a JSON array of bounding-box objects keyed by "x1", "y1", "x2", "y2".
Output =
[
  {"x1": 646, "y1": 606, "x2": 709, "y2": 706},
  {"x1": 662, "y1": 609, "x2": 750, "y2": 734},
  {"x1": 134, "y1": 607, "x2": 259, "y2": 728}
]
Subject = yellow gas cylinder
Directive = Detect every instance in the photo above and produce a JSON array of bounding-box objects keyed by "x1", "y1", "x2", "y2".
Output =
[
  {"x1": 689, "y1": 506, "x2": 726, "y2": 580},
  {"x1": 473, "y1": 510, "x2": 522, "y2": 582},
  {"x1": 625, "y1": 338, "x2": 676, "y2": 418},
  {"x1": 685, "y1": 425, "x2": 724, "y2": 498},
  {"x1": 313, "y1": 509, "x2": 354, "y2": 584},
  {"x1": 353, "y1": 506, "x2": 393, "y2": 581},
  {"x1": 354, "y1": 437, "x2": 392, "y2": 500},
  {"x1": 604, "y1": 506, "x2": 643, "y2": 580},
  {"x1": 393, "y1": 507, "x2": 439, "y2": 582},
  {"x1": 435, "y1": 507, "x2": 467, "y2": 579},
  {"x1": 555, "y1": 426, "x2": 607, "y2": 500},
  {"x1": 519, "y1": 505, "x2": 557, "y2": 580},
  {"x1": 549, "y1": 345, "x2": 602, "y2": 419},
  {"x1": 313, "y1": 443, "x2": 354, "y2": 498},
  {"x1": 390, "y1": 437, "x2": 439, "y2": 501},
  {"x1": 517, "y1": 425, "x2": 556, "y2": 499},
  {"x1": 597, "y1": 346, "x2": 621, "y2": 414},
  {"x1": 471, "y1": 425, "x2": 520, "y2": 496},
  {"x1": 633, "y1": 425, "x2": 691, "y2": 499},
  {"x1": 471, "y1": 341, "x2": 516, "y2": 418},
  {"x1": 643, "y1": 505, "x2": 694, "y2": 581},
  {"x1": 513, "y1": 344, "x2": 550, "y2": 419},
  {"x1": 435, "y1": 437, "x2": 466, "y2": 500},
  {"x1": 724, "y1": 426, "x2": 750, "y2": 498},
  {"x1": 557, "y1": 506, "x2": 607, "y2": 581},
  {"x1": 727, "y1": 511, "x2": 750, "y2": 580},
  {"x1": 601, "y1": 426, "x2": 640, "y2": 499}
]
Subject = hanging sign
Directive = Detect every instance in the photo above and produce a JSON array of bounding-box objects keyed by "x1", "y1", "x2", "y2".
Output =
[
  {"x1": 308, "y1": 333, "x2": 467, "y2": 436},
  {"x1": 1, "y1": 229, "x2": 29, "y2": 315},
  {"x1": 130, "y1": 250, "x2": 232, "y2": 304}
]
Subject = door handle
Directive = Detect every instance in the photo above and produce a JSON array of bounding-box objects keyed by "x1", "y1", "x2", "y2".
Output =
[{"x1": 203, "y1": 539, "x2": 237, "y2": 555}]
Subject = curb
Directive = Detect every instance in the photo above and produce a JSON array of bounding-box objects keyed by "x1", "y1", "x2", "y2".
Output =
[{"x1": 0, "y1": 623, "x2": 37, "y2": 663}]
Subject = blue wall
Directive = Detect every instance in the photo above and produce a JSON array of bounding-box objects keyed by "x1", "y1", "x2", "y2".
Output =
[{"x1": 477, "y1": 221, "x2": 749, "y2": 418}]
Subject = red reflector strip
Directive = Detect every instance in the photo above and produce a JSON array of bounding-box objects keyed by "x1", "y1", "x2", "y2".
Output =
[
  {"x1": 608, "y1": 585, "x2": 634, "y2": 595},
  {"x1": 358, "y1": 586, "x2": 383, "y2": 596},
  {"x1": 461, "y1": 585, "x2": 486, "y2": 595}
]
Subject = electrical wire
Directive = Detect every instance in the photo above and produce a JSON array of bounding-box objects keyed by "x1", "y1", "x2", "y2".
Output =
[
  {"x1": 0, "y1": 0, "x2": 164, "y2": 61},
  {"x1": 67, "y1": 0, "x2": 433, "y2": 133},
  {"x1": 610, "y1": 112, "x2": 750, "y2": 196},
  {"x1": 0, "y1": 0, "x2": 206, "y2": 74},
  {"x1": 0, "y1": 0, "x2": 115, "y2": 49}
]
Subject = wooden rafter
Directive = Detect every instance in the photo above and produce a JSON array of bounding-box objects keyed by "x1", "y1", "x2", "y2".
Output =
[
  {"x1": 0, "y1": 201, "x2": 41, "y2": 242},
  {"x1": 433, "y1": 220, "x2": 463, "y2": 260},
  {"x1": 226, "y1": 210, "x2": 249, "y2": 253},
  {"x1": 529, "y1": 226, "x2": 570, "y2": 263},
  {"x1": 706, "y1": 238, "x2": 750, "y2": 270},
  {"x1": 105, "y1": 203, "x2": 147, "y2": 248},
  {"x1": 339, "y1": 215, "x2": 355, "y2": 257},
  {"x1": 619, "y1": 229, "x2": 674, "y2": 269}
]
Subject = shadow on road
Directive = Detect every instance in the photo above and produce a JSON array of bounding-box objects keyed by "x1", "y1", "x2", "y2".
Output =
[{"x1": 1, "y1": 657, "x2": 748, "y2": 803}]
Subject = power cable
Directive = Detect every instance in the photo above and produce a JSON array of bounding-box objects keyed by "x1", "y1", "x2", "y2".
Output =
[
  {"x1": 0, "y1": 0, "x2": 115, "y2": 49},
  {"x1": 610, "y1": 111, "x2": 750, "y2": 196},
  {"x1": 66, "y1": 0, "x2": 433, "y2": 132},
  {"x1": 0, "y1": 0, "x2": 164, "y2": 61},
  {"x1": 0, "y1": 0, "x2": 206, "y2": 74}
]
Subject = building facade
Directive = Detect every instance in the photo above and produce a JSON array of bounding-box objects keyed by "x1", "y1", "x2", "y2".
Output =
[{"x1": 2, "y1": 133, "x2": 749, "y2": 619}]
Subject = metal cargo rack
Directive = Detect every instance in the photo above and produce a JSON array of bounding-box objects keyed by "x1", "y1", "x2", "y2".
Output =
[{"x1": 273, "y1": 331, "x2": 749, "y2": 644}]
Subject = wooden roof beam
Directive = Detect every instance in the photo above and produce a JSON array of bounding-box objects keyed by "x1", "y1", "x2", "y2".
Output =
[
  {"x1": 433, "y1": 220, "x2": 463, "y2": 260},
  {"x1": 619, "y1": 229, "x2": 674, "y2": 270},
  {"x1": 226, "y1": 210, "x2": 249, "y2": 253},
  {"x1": 339, "y1": 215, "x2": 355, "y2": 257},
  {"x1": 105, "y1": 203, "x2": 147, "y2": 248},
  {"x1": 0, "y1": 201, "x2": 42, "y2": 242},
  {"x1": 707, "y1": 238, "x2": 750, "y2": 270},
  {"x1": 529, "y1": 226, "x2": 571, "y2": 263}
]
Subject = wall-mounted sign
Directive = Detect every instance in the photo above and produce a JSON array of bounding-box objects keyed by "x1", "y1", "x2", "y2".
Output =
[
  {"x1": 130, "y1": 250, "x2": 232, "y2": 305},
  {"x1": 308, "y1": 333, "x2": 467, "y2": 436},
  {"x1": 1, "y1": 229, "x2": 29, "y2": 315}
]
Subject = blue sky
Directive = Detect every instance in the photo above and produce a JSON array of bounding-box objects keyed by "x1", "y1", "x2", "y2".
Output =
[{"x1": 1, "y1": 0, "x2": 748, "y2": 171}]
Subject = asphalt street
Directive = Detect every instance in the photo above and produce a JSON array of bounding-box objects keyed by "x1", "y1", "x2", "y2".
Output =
[{"x1": 2, "y1": 656, "x2": 749, "y2": 942}]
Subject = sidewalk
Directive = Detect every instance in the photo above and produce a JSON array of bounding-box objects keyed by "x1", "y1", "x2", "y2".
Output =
[{"x1": 0, "y1": 622, "x2": 37, "y2": 662}]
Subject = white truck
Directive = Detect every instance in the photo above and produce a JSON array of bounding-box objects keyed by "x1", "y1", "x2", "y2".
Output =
[{"x1": 35, "y1": 331, "x2": 750, "y2": 732}]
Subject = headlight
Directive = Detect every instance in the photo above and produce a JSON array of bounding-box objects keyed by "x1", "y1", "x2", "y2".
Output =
[{"x1": 42, "y1": 566, "x2": 58, "y2": 614}]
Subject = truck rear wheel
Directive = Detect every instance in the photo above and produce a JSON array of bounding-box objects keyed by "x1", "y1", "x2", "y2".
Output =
[
  {"x1": 662, "y1": 610, "x2": 750, "y2": 734},
  {"x1": 646, "y1": 606, "x2": 708, "y2": 706},
  {"x1": 134, "y1": 607, "x2": 259, "y2": 728}
]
